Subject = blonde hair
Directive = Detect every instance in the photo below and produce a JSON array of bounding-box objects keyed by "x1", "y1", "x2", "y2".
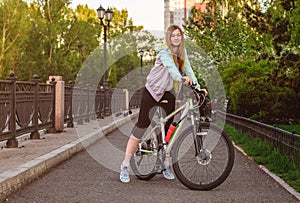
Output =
[{"x1": 166, "y1": 25, "x2": 185, "y2": 74}]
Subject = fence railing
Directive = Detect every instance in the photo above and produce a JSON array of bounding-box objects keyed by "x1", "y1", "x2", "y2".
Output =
[
  {"x1": 0, "y1": 73, "x2": 56, "y2": 147},
  {"x1": 0, "y1": 73, "x2": 142, "y2": 148},
  {"x1": 217, "y1": 111, "x2": 300, "y2": 170}
]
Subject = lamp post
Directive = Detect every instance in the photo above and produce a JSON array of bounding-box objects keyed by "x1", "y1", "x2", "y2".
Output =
[
  {"x1": 97, "y1": 5, "x2": 113, "y2": 116},
  {"x1": 138, "y1": 49, "x2": 144, "y2": 76}
]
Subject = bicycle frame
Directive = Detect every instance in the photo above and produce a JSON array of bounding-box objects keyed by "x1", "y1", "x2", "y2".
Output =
[
  {"x1": 139, "y1": 97, "x2": 198, "y2": 158},
  {"x1": 163, "y1": 99, "x2": 196, "y2": 155}
]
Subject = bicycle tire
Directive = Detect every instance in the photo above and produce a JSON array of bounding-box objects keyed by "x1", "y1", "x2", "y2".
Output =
[
  {"x1": 130, "y1": 152, "x2": 157, "y2": 180},
  {"x1": 130, "y1": 130, "x2": 160, "y2": 181},
  {"x1": 172, "y1": 122, "x2": 234, "y2": 190}
]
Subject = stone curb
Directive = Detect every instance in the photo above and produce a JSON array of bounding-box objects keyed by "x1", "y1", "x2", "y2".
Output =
[{"x1": 0, "y1": 113, "x2": 138, "y2": 201}]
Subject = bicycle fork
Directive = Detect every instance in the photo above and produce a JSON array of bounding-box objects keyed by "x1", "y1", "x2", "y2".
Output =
[
  {"x1": 189, "y1": 110, "x2": 201, "y2": 155},
  {"x1": 191, "y1": 111, "x2": 209, "y2": 158},
  {"x1": 193, "y1": 116, "x2": 212, "y2": 165}
]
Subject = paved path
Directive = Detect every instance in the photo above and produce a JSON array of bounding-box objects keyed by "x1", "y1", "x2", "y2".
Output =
[
  {"x1": 3, "y1": 119, "x2": 300, "y2": 203},
  {"x1": 0, "y1": 110, "x2": 138, "y2": 201}
]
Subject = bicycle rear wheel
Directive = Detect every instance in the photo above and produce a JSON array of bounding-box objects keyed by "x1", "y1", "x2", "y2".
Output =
[
  {"x1": 172, "y1": 122, "x2": 234, "y2": 190},
  {"x1": 130, "y1": 130, "x2": 161, "y2": 180},
  {"x1": 130, "y1": 151, "x2": 157, "y2": 180}
]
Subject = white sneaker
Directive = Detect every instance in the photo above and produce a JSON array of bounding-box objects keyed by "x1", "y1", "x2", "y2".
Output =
[
  {"x1": 163, "y1": 166, "x2": 175, "y2": 180},
  {"x1": 120, "y1": 164, "x2": 130, "y2": 183}
]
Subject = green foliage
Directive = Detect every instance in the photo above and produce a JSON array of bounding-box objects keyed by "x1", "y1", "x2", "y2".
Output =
[
  {"x1": 0, "y1": 1, "x2": 145, "y2": 83},
  {"x1": 105, "y1": 30, "x2": 162, "y2": 88},
  {"x1": 185, "y1": 1, "x2": 272, "y2": 66},
  {"x1": 0, "y1": 0, "x2": 32, "y2": 78},
  {"x1": 276, "y1": 124, "x2": 300, "y2": 135},
  {"x1": 109, "y1": 8, "x2": 143, "y2": 37},
  {"x1": 223, "y1": 124, "x2": 251, "y2": 146},
  {"x1": 221, "y1": 59, "x2": 282, "y2": 121},
  {"x1": 185, "y1": 0, "x2": 300, "y2": 122},
  {"x1": 290, "y1": 0, "x2": 300, "y2": 49},
  {"x1": 268, "y1": 150, "x2": 296, "y2": 174},
  {"x1": 226, "y1": 57, "x2": 299, "y2": 122},
  {"x1": 224, "y1": 124, "x2": 300, "y2": 192},
  {"x1": 243, "y1": 0, "x2": 297, "y2": 56}
]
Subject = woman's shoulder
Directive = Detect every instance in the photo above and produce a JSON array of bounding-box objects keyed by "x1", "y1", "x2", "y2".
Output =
[
  {"x1": 158, "y1": 48, "x2": 171, "y2": 57},
  {"x1": 158, "y1": 47, "x2": 168, "y2": 52},
  {"x1": 156, "y1": 48, "x2": 175, "y2": 67}
]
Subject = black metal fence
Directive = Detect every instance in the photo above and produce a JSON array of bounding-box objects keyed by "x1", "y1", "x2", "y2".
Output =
[
  {"x1": 217, "y1": 111, "x2": 300, "y2": 170},
  {"x1": 0, "y1": 73, "x2": 56, "y2": 147},
  {"x1": 3, "y1": 71, "x2": 299, "y2": 170},
  {"x1": 0, "y1": 73, "x2": 142, "y2": 148}
]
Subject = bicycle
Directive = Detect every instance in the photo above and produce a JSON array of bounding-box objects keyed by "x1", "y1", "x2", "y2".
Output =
[{"x1": 130, "y1": 82, "x2": 235, "y2": 190}]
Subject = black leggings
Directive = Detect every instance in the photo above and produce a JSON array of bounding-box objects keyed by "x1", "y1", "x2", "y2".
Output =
[{"x1": 131, "y1": 88, "x2": 175, "y2": 139}]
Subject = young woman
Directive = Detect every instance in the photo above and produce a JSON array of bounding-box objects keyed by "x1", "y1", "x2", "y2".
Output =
[{"x1": 120, "y1": 24, "x2": 207, "y2": 183}]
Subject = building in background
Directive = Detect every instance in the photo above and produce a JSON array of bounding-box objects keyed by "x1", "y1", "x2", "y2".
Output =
[
  {"x1": 164, "y1": 0, "x2": 261, "y2": 31},
  {"x1": 164, "y1": 0, "x2": 201, "y2": 31}
]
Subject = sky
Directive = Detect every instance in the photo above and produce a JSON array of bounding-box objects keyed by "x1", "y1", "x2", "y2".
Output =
[{"x1": 71, "y1": 0, "x2": 164, "y2": 31}]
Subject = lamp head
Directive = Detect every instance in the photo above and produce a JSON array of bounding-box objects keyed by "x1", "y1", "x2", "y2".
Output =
[
  {"x1": 97, "y1": 5, "x2": 105, "y2": 19},
  {"x1": 138, "y1": 49, "x2": 144, "y2": 57},
  {"x1": 105, "y1": 7, "x2": 113, "y2": 21}
]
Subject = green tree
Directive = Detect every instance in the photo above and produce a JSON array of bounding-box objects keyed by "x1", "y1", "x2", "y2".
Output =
[
  {"x1": 59, "y1": 4, "x2": 100, "y2": 81},
  {"x1": 109, "y1": 8, "x2": 143, "y2": 37},
  {"x1": 185, "y1": 1, "x2": 264, "y2": 66},
  {"x1": 289, "y1": 0, "x2": 300, "y2": 50},
  {"x1": 222, "y1": 60, "x2": 277, "y2": 120},
  {"x1": 0, "y1": 0, "x2": 31, "y2": 79},
  {"x1": 72, "y1": 7, "x2": 148, "y2": 88},
  {"x1": 185, "y1": 0, "x2": 300, "y2": 122},
  {"x1": 12, "y1": 0, "x2": 75, "y2": 81},
  {"x1": 107, "y1": 30, "x2": 161, "y2": 88}
]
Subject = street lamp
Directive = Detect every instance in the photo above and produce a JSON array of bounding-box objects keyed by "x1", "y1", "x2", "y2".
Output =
[
  {"x1": 97, "y1": 5, "x2": 113, "y2": 88},
  {"x1": 97, "y1": 5, "x2": 113, "y2": 116},
  {"x1": 138, "y1": 49, "x2": 144, "y2": 76}
]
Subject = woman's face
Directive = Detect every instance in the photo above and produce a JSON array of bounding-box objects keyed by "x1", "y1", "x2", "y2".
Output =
[{"x1": 170, "y1": 29, "x2": 182, "y2": 47}]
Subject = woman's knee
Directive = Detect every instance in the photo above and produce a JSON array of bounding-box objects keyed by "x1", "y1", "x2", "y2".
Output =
[
  {"x1": 131, "y1": 125, "x2": 147, "y2": 139},
  {"x1": 130, "y1": 134, "x2": 140, "y2": 141}
]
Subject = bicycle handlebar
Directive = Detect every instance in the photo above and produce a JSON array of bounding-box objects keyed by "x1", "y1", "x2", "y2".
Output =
[{"x1": 181, "y1": 78, "x2": 207, "y2": 108}]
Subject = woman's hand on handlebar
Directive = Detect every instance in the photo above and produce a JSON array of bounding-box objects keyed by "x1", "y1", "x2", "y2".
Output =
[
  {"x1": 180, "y1": 76, "x2": 193, "y2": 86},
  {"x1": 180, "y1": 77, "x2": 208, "y2": 107},
  {"x1": 197, "y1": 88, "x2": 208, "y2": 96},
  {"x1": 180, "y1": 77, "x2": 208, "y2": 96}
]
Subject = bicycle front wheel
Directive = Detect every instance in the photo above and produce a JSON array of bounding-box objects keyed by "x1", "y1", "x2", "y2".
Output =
[{"x1": 172, "y1": 122, "x2": 234, "y2": 190}]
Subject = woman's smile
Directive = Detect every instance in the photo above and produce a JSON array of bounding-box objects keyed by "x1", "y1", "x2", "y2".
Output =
[{"x1": 171, "y1": 29, "x2": 182, "y2": 46}]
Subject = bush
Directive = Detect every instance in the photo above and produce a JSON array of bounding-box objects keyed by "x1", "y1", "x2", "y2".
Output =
[{"x1": 221, "y1": 58, "x2": 299, "y2": 123}]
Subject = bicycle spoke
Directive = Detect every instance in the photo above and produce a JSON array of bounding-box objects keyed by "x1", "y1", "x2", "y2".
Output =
[{"x1": 130, "y1": 129, "x2": 161, "y2": 180}]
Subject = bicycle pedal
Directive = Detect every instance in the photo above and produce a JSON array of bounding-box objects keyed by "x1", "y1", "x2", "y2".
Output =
[{"x1": 155, "y1": 165, "x2": 164, "y2": 171}]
